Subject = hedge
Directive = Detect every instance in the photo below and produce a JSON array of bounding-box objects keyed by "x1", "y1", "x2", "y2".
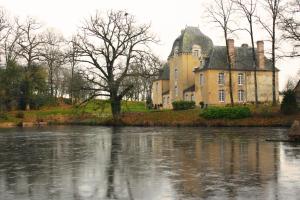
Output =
[
  {"x1": 281, "y1": 90, "x2": 298, "y2": 115},
  {"x1": 200, "y1": 106, "x2": 251, "y2": 119},
  {"x1": 172, "y1": 101, "x2": 195, "y2": 110}
]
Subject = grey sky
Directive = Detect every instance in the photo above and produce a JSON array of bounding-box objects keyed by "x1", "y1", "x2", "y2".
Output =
[{"x1": 1, "y1": 0, "x2": 299, "y2": 90}]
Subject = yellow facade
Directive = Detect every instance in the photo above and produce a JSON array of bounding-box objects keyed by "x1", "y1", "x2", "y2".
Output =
[
  {"x1": 168, "y1": 53, "x2": 200, "y2": 102},
  {"x1": 152, "y1": 80, "x2": 169, "y2": 106},
  {"x1": 194, "y1": 70, "x2": 279, "y2": 106},
  {"x1": 151, "y1": 26, "x2": 279, "y2": 109}
]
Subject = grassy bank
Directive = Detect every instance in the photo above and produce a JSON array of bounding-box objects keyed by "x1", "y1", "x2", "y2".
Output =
[{"x1": 0, "y1": 101, "x2": 299, "y2": 128}]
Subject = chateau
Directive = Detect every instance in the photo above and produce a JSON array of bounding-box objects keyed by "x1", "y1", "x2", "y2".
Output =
[{"x1": 152, "y1": 27, "x2": 279, "y2": 109}]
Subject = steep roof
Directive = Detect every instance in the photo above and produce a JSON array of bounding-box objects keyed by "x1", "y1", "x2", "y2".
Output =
[
  {"x1": 183, "y1": 85, "x2": 195, "y2": 93},
  {"x1": 195, "y1": 46, "x2": 277, "y2": 72},
  {"x1": 156, "y1": 63, "x2": 170, "y2": 80},
  {"x1": 169, "y1": 26, "x2": 214, "y2": 57}
]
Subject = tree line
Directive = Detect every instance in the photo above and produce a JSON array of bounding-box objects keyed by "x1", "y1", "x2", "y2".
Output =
[
  {"x1": 0, "y1": 9, "x2": 161, "y2": 118},
  {"x1": 0, "y1": 0, "x2": 300, "y2": 119}
]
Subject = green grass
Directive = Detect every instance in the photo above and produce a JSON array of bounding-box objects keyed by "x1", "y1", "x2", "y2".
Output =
[{"x1": 1, "y1": 100, "x2": 149, "y2": 123}]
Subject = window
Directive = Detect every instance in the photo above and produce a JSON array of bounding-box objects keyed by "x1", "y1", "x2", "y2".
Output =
[
  {"x1": 175, "y1": 86, "x2": 178, "y2": 97},
  {"x1": 218, "y1": 73, "x2": 225, "y2": 85},
  {"x1": 163, "y1": 97, "x2": 166, "y2": 104},
  {"x1": 174, "y1": 46, "x2": 179, "y2": 56},
  {"x1": 238, "y1": 73, "x2": 244, "y2": 85},
  {"x1": 191, "y1": 94, "x2": 195, "y2": 101},
  {"x1": 175, "y1": 69, "x2": 178, "y2": 80},
  {"x1": 238, "y1": 90, "x2": 245, "y2": 102},
  {"x1": 167, "y1": 97, "x2": 169, "y2": 104},
  {"x1": 219, "y1": 90, "x2": 225, "y2": 102},
  {"x1": 200, "y1": 74, "x2": 204, "y2": 85},
  {"x1": 193, "y1": 50, "x2": 199, "y2": 57},
  {"x1": 192, "y1": 45, "x2": 201, "y2": 57},
  {"x1": 185, "y1": 94, "x2": 189, "y2": 101}
]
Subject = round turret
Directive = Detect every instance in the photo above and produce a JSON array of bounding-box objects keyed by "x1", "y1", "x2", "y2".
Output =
[{"x1": 169, "y1": 26, "x2": 214, "y2": 57}]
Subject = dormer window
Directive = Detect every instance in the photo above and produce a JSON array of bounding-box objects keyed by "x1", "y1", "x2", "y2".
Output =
[
  {"x1": 192, "y1": 45, "x2": 201, "y2": 57},
  {"x1": 174, "y1": 46, "x2": 179, "y2": 56}
]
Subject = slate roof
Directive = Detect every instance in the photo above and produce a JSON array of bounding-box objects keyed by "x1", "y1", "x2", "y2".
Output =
[
  {"x1": 162, "y1": 90, "x2": 170, "y2": 95},
  {"x1": 195, "y1": 46, "x2": 277, "y2": 72},
  {"x1": 156, "y1": 63, "x2": 170, "y2": 81},
  {"x1": 183, "y1": 85, "x2": 195, "y2": 93},
  {"x1": 169, "y1": 26, "x2": 214, "y2": 57}
]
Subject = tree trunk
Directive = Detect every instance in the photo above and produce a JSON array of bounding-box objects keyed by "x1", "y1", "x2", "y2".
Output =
[
  {"x1": 110, "y1": 96, "x2": 121, "y2": 120},
  {"x1": 272, "y1": 19, "x2": 277, "y2": 106},
  {"x1": 250, "y1": 22, "x2": 259, "y2": 107},
  {"x1": 225, "y1": 34, "x2": 234, "y2": 106}
]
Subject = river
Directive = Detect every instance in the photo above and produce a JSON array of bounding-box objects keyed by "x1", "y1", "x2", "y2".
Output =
[{"x1": 0, "y1": 126, "x2": 299, "y2": 200}]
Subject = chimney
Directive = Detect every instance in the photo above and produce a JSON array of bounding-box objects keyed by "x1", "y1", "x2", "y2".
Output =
[
  {"x1": 227, "y1": 39, "x2": 235, "y2": 66},
  {"x1": 257, "y1": 41, "x2": 265, "y2": 69}
]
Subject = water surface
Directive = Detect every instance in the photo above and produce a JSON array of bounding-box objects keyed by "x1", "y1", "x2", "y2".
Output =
[{"x1": 0, "y1": 126, "x2": 299, "y2": 200}]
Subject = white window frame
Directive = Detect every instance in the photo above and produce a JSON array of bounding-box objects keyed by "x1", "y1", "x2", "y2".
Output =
[
  {"x1": 185, "y1": 94, "x2": 189, "y2": 101},
  {"x1": 238, "y1": 90, "x2": 245, "y2": 102},
  {"x1": 219, "y1": 90, "x2": 225, "y2": 102},
  {"x1": 175, "y1": 86, "x2": 178, "y2": 97},
  {"x1": 238, "y1": 73, "x2": 244, "y2": 85},
  {"x1": 200, "y1": 74, "x2": 204, "y2": 85},
  {"x1": 218, "y1": 73, "x2": 225, "y2": 85}
]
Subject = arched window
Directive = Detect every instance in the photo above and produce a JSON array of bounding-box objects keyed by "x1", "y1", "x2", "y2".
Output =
[
  {"x1": 192, "y1": 45, "x2": 201, "y2": 57},
  {"x1": 174, "y1": 46, "x2": 179, "y2": 56},
  {"x1": 175, "y1": 69, "x2": 178, "y2": 80},
  {"x1": 200, "y1": 74, "x2": 204, "y2": 85}
]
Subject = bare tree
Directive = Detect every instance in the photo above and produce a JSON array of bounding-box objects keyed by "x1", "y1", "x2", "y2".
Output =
[
  {"x1": 207, "y1": 0, "x2": 235, "y2": 106},
  {"x1": 233, "y1": 0, "x2": 260, "y2": 106},
  {"x1": 17, "y1": 18, "x2": 45, "y2": 110},
  {"x1": 129, "y1": 55, "x2": 161, "y2": 103},
  {"x1": 73, "y1": 10, "x2": 157, "y2": 118},
  {"x1": 0, "y1": 8, "x2": 13, "y2": 65},
  {"x1": 41, "y1": 30, "x2": 66, "y2": 97},
  {"x1": 259, "y1": 0, "x2": 284, "y2": 105},
  {"x1": 2, "y1": 17, "x2": 23, "y2": 65},
  {"x1": 281, "y1": 0, "x2": 300, "y2": 56},
  {"x1": 65, "y1": 37, "x2": 79, "y2": 104}
]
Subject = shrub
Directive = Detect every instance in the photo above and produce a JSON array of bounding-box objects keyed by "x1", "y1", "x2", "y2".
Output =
[
  {"x1": 200, "y1": 106, "x2": 251, "y2": 119},
  {"x1": 0, "y1": 112, "x2": 8, "y2": 120},
  {"x1": 15, "y1": 111, "x2": 24, "y2": 118},
  {"x1": 172, "y1": 101, "x2": 195, "y2": 110},
  {"x1": 281, "y1": 90, "x2": 298, "y2": 115}
]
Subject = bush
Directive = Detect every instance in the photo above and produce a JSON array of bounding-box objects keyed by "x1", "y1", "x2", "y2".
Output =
[
  {"x1": 200, "y1": 106, "x2": 251, "y2": 119},
  {"x1": 0, "y1": 112, "x2": 8, "y2": 120},
  {"x1": 281, "y1": 90, "x2": 298, "y2": 115},
  {"x1": 172, "y1": 101, "x2": 195, "y2": 110},
  {"x1": 15, "y1": 111, "x2": 24, "y2": 119}
]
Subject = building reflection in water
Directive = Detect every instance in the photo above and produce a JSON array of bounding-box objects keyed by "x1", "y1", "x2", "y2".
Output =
[{"x1": 0, "y1": 127, "x2": 299, "y2": 200}]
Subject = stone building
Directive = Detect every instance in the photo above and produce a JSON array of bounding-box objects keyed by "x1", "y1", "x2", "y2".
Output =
[
  {"x1": 152, "y1": 26, "x2": 279, "y2": 108},
  {"x1": 294, "y1": 80, "x2": 300, "y2": 107}
]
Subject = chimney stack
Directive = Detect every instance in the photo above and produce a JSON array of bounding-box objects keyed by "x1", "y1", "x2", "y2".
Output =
[
  {"x1": 257, "y1": 41, "x2": 265, "y2": 69},
  {"x1": 227, "y1": 39, "x2": 235, "y2": 67}
]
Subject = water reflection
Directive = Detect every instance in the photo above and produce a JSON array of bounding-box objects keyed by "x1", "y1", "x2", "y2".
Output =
[{"x1": 0, "y1": 126, "x2": 299, "y2": 199}]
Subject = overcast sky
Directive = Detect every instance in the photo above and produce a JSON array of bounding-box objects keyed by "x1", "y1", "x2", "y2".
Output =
[{"x1": 1, "y1": 0, "x2": 299, "y2": 90}]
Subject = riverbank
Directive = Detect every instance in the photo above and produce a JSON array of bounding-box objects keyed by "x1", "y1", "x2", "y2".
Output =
[{"x1": 0, "y1": 104, "x2": 299, "y2": 128}]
